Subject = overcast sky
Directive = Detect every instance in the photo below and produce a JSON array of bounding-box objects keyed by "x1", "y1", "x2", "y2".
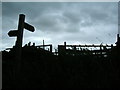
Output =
[{"x1": 1, "y1": 2, "x2": 118, "y2": 51}]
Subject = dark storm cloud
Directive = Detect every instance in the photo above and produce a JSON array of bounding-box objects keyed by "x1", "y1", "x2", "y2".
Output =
[{"x1": 2, "y1": 2, "x2": 118, "y2": 50}]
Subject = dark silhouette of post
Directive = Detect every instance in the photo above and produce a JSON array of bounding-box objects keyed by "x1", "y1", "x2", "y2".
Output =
[
  {"x1": 8, "y1": 14, "x2": 35, "y2": 86},
  {"x1": 64, "y1": 41, "x2": 66, "y2": 50},
  {"x1": 43, "y1": 39, "x2": 45, "y2": 50},
  {"x1": 15, "y1": 14, "x2": 25, "y2": 74},
  {"x1": 50, "y1": 45, "x2": 52, "y2": 52},
  {"x1": 116, "y1": 34, "x2": 120, "y2": 63},
  {"x1": 8, "y1": 14, "x2": 35, "y2": 61},
  {"x1": 116, "y1": 34, "x2": 120, "y2": 47}
]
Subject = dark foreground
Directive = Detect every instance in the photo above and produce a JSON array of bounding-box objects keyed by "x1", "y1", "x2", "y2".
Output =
[{"x1": 2, "y1": 46, "x2": 120, "y2": 89}]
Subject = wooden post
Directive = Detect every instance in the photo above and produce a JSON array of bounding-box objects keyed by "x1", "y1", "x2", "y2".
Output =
[
  {"x1": 50, "y1": 45, "x2": 52, "y2": 52},
  {"x1": 8, "y1": 14, "x2": 35, "y2": 88},
  {"x1": 64, "y1": 42, "x2": 66, "y2": 50},
  {"x1": 13, "y1": 14, "x2": 25, "y2": 87},
  {"x1": 100, "y1": 45, "x2": 102, "y2": 57},
  {"x1": 43, "y1": 39, "x2": 45, "y2": 50},
  {"x1": 15, "y1": 14, "x2": 25, "y2": 73}
]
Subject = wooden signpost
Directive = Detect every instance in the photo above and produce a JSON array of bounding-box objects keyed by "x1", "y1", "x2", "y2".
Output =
[{"x1": 8, "y1": 14, "x2": 35, "y2": 86}]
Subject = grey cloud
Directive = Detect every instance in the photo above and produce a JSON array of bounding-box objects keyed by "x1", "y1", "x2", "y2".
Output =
[
  {"x1": 2, "y1": 2, "x2": 118, "y2": 50},
  {"x1": 79, "y1": 3, "x2": 118, "y2": 25},
  {"x1": 63, "y1": 10, "x2": 81, "y2": 24}
]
